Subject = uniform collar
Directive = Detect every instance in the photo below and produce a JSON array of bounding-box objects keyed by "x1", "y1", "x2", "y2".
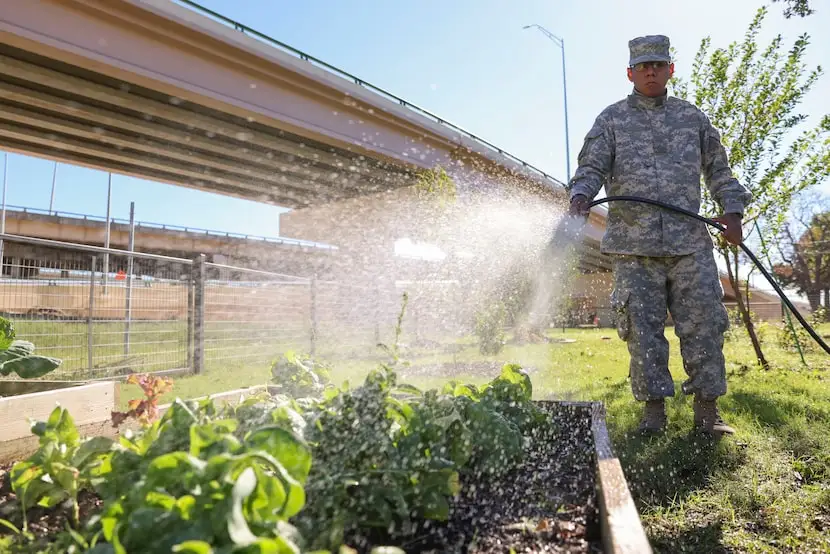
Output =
[{"x1": 627, "y1": 87, "x2": 668, "y2": 109}]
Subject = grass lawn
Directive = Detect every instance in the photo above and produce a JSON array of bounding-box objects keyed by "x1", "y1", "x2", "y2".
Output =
[{"x1": 117, "y1": 322, "x2": 830, "y2": 553}]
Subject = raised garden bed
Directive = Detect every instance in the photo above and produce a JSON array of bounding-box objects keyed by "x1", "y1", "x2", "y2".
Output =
[
  {"x1": 0, "y1": 364, "x2": 650, "y2": 553},
  {"x1": 0, "y1": 381, "x2": 118, "y2": 466}
]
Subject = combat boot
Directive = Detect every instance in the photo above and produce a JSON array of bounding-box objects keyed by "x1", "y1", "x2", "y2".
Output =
[
  {"x1": 637, "y1": 399, "x2": 667, "y2": 434},
  {"x1": 693, "y1": 396, "x2": 735, "y2": 435}
]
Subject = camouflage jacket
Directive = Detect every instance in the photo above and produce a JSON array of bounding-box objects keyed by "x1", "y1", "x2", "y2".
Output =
[{"x1": 568, "y1": 88, "x2": 752, "y2": 257}]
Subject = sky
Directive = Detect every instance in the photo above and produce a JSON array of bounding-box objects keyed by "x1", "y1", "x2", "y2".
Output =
[{"x1": 2, "y1": 0, "x2": 829, "y2": 287}]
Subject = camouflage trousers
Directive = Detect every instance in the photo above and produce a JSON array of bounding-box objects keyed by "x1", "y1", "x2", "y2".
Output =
[{"x1": 610, "y1": 247, "x2": 730, "y2": 401}]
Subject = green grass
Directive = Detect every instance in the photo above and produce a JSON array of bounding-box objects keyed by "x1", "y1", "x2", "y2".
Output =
[{"x1": 113, "y1": 321, "x2": 830, "y2": 552}]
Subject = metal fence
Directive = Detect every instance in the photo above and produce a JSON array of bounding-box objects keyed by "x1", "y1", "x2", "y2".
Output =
[
  {"x1": 0, "y1": 233, "x2": 484, "y2": 381},
  {"x1": 0, "y1": 233, "x2": 193, "y2": 380},
  {"x1": 0, "y1": 232, "x2": 645, "y2": 382}
]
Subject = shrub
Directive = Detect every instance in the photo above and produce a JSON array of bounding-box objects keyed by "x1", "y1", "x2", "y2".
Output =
[{"x1": 474, "y1": 301, "x2": 507, "y2": 355}]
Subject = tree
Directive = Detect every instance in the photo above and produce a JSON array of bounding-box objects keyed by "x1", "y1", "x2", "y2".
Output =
[
  {"x1": 672, "y1": 7, "x2": 830, "y2": 368},
  {"x1": 772, "y1": 0, "x2": 814, "y2": 18},
  {"x1": 773, "y1": 192, "x2": 830, "y2": 314}
]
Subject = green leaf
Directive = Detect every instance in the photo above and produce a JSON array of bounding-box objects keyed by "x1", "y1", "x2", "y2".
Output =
[
  {"x1": 244, "y1": 427, "x2": 311, "y2": 484},
  {"x1": 243, "y1": 465, "x2": 287, "y2": 523},
  {"x1": 172, "y1": 540, "x2": 215, "y2": 554},
  {"x1": 49, "y1": 461, "x2": 80, "y2": 497},
  {"x1": 0, "y1": 518, "x2": 21, "y2": 535},
  {"x1": 46, "y1": 406, "x2": 80, "y2": 446},
  {"x1": 248, "y1": 452, "x2": 306, "y2": 519},
  {"x1": 190, "y1": 419, "x2": 241, "y2": 457},
  {"x1": 231, "y1": 537, "x2": 302, "y2": 553},
  {"x1": 496, "y1": 364, "x2": 532, "y2": 401},
  {"x1": 145, "y1": 490, "x2": 178, "y2": 511},
  {"x1": 420, "y1": 489, "x2": 450, "y2": 520},
  {"x1": 0, "y1": 317, "x2": 16, "y2": 350},
  {"x1": 176, "y1": 495, "x2": 197, "y2": 519},
  {"x1": 146, "y1": 452, "x2": 207, "y2": 489},
  {"x1": 73, "y1": 436, "x2": 115, "y2": 469},
  {"x1": 0, "y1": 354, "x2": 63, "y2": 379}
]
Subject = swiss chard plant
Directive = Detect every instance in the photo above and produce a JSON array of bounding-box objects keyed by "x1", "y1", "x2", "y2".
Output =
[
  {"x1": 0, "y1": 317, "x2": 62, "y2": 379},
  {"x1": 111, "y1": 373, "x2": 174, "y2": 427}
]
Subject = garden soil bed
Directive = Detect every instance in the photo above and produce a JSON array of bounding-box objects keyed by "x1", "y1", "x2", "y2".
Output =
[
  {"x1": 344, "y1": 403, "x2": 603, "y2": 553},
  {"x1": 0, "y1": 401, "x2": 615, "y2": 553},
  {"x1": 0, "y1": 464, "x2": 103, "y2": 540}
]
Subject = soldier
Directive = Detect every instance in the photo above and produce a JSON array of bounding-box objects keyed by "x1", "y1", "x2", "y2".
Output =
[{"x1": 568, "y1": 35, "x2": 752, "y2": 435}]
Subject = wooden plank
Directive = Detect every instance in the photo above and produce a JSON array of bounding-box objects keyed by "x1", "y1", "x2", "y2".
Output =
[
  {"x1": 0, "y1": 380, "x2": 117, "y2": 445},
  {"x1": 0, "y1": 420, "x2": 119, "y2": 466},
  {"x1": 590, "y1": 402, "x2": 653, "y2": 554}
]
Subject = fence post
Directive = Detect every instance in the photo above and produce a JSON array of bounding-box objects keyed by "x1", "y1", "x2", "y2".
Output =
[
  {"x1": 310, "y1": 274, "x2": 317, "y2": 356},
  {"x1": 193, "y1": 254, "x2": 205, "y2": 375},
  {"x1": 124, "y1": 202, "x2": 135, "y2": 355},
  {"x1": 187, "y1": 272, "x2": 194, "y2": 372},
  {"x1": 88, "y1": 255, "x2": 96, "y2": 371}
]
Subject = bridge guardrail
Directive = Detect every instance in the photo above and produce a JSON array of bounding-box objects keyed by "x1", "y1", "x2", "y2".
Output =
[
  {"x1": 172, "y1": 0, "x2": 565, "y2": 189},
  {"x1": 3, "y1": 204, "x2": 337, "y2": 249}
]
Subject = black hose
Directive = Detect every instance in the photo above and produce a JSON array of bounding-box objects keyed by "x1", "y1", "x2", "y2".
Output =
[{"x1": 588, "y1": 195, "x2": 830, "y2": 356}]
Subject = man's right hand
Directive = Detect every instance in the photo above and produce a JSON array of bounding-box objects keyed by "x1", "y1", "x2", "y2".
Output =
[{"x1": 569, "y1": 194, "x2": 590, "y2": 217}]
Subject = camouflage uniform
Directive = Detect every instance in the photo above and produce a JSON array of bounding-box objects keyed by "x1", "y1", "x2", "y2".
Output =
[{"x1": 568, "y1": 35, "x2": 752, "y2": 406}]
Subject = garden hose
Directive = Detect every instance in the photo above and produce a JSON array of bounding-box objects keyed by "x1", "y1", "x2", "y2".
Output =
[{"x1": 583, "y1": 195, "x2": 830, "y2": 356}]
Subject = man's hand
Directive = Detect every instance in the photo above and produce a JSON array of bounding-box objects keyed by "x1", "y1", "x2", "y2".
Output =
[
  {"x1": 713, "y1": 213, "x2": 743, "y2": 245},
  {"x1": 569, "y1": 194, "x2": 590, "y2": 217}
]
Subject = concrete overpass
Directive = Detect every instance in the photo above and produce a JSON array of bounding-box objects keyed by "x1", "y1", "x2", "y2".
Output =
[
  {"x1": 0, "y1": 205, "x2": 339, "y2": 278},
  {"x1": 0, "y1": 0, "x2": 610, "y2": 273}
]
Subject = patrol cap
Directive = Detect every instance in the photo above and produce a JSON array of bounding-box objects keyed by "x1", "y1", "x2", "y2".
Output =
[{"x1": 628, "y1": 35, "x2": 671, "y2": 66}]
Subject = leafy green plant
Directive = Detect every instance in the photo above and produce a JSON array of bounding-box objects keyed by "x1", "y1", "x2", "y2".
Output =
[
  {"x1": 778, "y1": 321, "x2": 816, "y2": 354},
  {"x1": 270, "y1": 351, "x2": 333, "y2": 398},
  {"x1": 5, "y1": 335, "x2": 548, "y2": 553},
  {"x1": 474, "y1": 301, "x2": 507, "y2": 355},
  {"x1": 0, "y1": 316, "x2": 62, "y2": 379},
  {"x1": 295, "y1": 362, "x2": 546, "y2": 551},
  {"x1": 10, "y1": 406, "x2": 114, "y2": 530},
  {"x1": 92, "y1": 416, "x2": 312, "y2": 552},
  {"x1": 377, "y1": 292, "x2": 409, "y2": 366}
]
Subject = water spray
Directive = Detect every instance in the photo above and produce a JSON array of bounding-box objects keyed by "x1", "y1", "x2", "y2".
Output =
[{"x1": 543, "y1": 195, "x2": 830, "y2": 356}]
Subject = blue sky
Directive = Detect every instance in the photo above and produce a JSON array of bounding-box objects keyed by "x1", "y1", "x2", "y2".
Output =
[{"x1": 1, "y1": 0, "x2": 828, "y2": 243}]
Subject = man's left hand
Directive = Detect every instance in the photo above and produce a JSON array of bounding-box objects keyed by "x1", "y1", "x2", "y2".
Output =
[{"x1": 713, "y1": 213, "x2": 743, "y2": 245}]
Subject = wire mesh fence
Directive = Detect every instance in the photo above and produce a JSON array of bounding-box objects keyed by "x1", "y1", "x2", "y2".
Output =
[
  {"x1": 0, "y1": 234, "x2": 193, "y2": 380},
  {"x1": 0, "y1": 232, "x2": 651, "y2": 383},
  {"x1": 202, "y1": 263, "x2": 312, "y2": 370}
]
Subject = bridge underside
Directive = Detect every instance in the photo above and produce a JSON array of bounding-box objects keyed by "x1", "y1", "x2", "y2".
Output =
[{"x1": 0, "y1": 43, "x2": 415, "y2": 209}]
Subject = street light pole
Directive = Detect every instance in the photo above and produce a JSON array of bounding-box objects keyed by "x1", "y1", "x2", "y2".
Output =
[{"x1": 523, "y1": 24, "x2": 571, "y2": 183}]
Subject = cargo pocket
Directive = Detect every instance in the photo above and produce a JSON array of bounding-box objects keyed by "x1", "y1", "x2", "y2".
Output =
[
  {"x1": 712, "y1": 282, "x2": 730, "y2": 334},
  {"x1": 611, "y1": 289, "x2": 631, "y2": 342}
]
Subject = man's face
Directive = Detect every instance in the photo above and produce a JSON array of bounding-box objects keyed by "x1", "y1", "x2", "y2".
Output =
[{"x1": 627, "y1": 61, "x2": 674, "y2": 97}]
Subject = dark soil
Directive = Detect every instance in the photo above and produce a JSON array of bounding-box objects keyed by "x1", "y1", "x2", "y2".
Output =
[
  {"x1": 346, "y1": 403, "x2": 603, "y2": 553},
  {"x1": 0, "y1": 464, "x2": 103, "y2": 540}
]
